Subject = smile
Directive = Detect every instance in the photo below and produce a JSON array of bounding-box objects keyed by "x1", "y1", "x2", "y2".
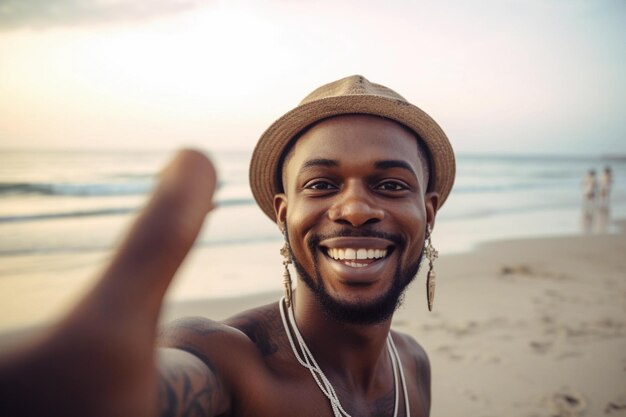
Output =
[
  {"x1": 317, "y1": 237, "x2": 397, "y2": 285},
  {"x1": 326, "y1": 248, "x2": 389, "y2": 268}
]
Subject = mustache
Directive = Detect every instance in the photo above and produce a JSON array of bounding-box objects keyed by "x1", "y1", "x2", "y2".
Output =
[{"x1": 307, "y1": 229, "x2": 405, "y2": 253}]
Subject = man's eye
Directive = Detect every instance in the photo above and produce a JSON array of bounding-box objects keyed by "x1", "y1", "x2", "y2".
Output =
[
  {"x1": 305, "y1": 181, "x2": 336, "y2": 190},
  {"x1": 376, "y1": 181, "x2": 408, "y2": 191}
]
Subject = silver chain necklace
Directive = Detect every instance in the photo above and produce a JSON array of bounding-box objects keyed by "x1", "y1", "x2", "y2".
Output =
[{"x1": 279, "y1": 297, "x2": 411, "y2": 417}]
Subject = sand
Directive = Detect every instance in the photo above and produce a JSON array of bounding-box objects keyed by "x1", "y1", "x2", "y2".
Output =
[
  {"x1": 395, "y1": 224, "x2": 626, "y2": 417},
  {"x1": 1, "y1": 222, "x2": 625, "y2": 416}
]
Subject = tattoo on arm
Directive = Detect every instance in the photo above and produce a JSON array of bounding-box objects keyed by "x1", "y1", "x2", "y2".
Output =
[{"x1": 157, "y1": 348, "x2": 226, "y2": 417}]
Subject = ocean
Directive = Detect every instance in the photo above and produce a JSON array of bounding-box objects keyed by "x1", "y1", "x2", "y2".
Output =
[
  {"x1": 0, "y1": 149, "x2": 625, "y2": 306},
  {"x1": 2, "y1": 150, "x2": 625, "y2": 253}
]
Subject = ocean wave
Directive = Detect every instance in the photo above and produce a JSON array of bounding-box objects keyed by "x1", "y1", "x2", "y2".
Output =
[
  {"x1": 0, "y1": 207, "x2": 139, "y2": 223},
  {"x1": 0, "y1": 234, "x2": 283, "y2": 258},
  {"x1": 0, "y1": 197, "x2": 256, "y2": 223},
  {"x1": 0, "y1": 181, "x2": 154, "y2": 196}
]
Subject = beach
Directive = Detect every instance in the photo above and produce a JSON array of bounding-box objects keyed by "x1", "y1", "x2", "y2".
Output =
[
  {"x1": 1, "y1": 1, "x2": 625, "y2": 414},
  {"x1": 1, "y1": 149, "x2": 625, "y2": 416},
  {"x1": 1, "y1": 220, "x2": 625, "y2": 416}
]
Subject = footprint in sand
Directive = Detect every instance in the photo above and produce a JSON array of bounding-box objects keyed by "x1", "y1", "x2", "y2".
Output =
[
  {"x1": 500, "y1": 264, "x2": 532, "y2": 276},
  {"x1": 605, "y1": 394, "x2": 626, "y2": 414},
  {"x1": 435, "y1": 345, "x2": 465, "y2": 361},
  {"x1": 544, "y1": 391, "x2": 587, "y2": 417},
  {"x1": 530, "y1": 340, "x2": 553, "y2": 354},
  {"x1": 499, "y1": 264, "x2": 572, "y2": 281}
]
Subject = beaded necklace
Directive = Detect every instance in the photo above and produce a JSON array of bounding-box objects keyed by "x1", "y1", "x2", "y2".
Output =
[{"x1": 279, "y1": 297, "x2": 411, "y2": 416}]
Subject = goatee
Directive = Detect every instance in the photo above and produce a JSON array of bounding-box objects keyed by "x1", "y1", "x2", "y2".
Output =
[{"x1": 288, "y1": 228, "x2": 424, "y2": 325}]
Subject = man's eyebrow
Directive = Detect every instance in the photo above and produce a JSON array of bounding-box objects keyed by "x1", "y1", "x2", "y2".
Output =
[
  {"x1": 300, "y1": 158, "x2": 339, "y2": 170},
  {"x1": 374, "y1": 160, "x2": 417, "y2": 176}
]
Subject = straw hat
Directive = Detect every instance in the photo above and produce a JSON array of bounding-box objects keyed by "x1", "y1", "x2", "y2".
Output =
[{"x1": 250, "y1": 75, "x2": 455, "y2": 222}]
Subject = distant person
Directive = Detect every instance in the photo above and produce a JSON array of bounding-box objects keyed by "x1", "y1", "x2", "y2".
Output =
[
  {"x1": 581, "y1": 169, "x2": 598, "y2": 207},
  {"x1": 598, "y1": 166, "x2": 613, "y2": 208},
  {"x1": 595, "y1": 166, "x2": 613, "y2": 233},
  {"x1": 581, "y1": 169, "x2": 597, "y2": 233},
  {"x1": 0, "y1": 75, "x2": 455, "y2": 416}
]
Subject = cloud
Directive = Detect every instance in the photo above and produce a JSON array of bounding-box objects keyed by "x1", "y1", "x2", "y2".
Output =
[{"x1": 0, "y1": 0, "x2": 210, "y2": 31}]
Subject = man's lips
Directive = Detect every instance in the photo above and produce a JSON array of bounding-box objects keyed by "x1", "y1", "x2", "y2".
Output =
[
  {"x1": 320, "y1": 237, "x2": 395, "y2": 269},
  {"x1": 325, "y1": 247, "x2": 389, "y2": 267}
]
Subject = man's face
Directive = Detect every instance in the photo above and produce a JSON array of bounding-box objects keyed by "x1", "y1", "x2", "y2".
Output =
[{"x1": 274, "y1": 115, "x2": 438, "y2": 324}]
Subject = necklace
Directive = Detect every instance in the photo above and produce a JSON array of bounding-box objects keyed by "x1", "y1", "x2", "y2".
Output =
[{"x1": 279, "y1": 297, "x2": 411, "y2": 417}]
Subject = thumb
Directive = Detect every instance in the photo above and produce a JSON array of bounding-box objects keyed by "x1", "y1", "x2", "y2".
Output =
[{"x1": 80, "y1": 149, "x2": 217, "y2": 327}]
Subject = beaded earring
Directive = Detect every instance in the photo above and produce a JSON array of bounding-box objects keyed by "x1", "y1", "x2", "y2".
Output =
[
  {"x1": 425, "y1": 224, "x2": 439, "y2": 311},
  {"x1": 280, "y1": 230, "x2": 293, "y2": 308}
]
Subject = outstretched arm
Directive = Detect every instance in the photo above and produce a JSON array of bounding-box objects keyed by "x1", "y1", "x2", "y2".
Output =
[{"x1": 0, "y1": 150, "x2": 224, "y2": 417}]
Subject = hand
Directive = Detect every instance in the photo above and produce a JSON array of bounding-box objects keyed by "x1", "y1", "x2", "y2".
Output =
[{"x1": 0, "y1": 150, "x2": 217, "y2": 417}]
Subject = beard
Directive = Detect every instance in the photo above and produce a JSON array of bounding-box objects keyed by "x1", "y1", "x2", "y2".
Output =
[{"x1": 288, "y1": 228, "x2": 424, "y2": 326}]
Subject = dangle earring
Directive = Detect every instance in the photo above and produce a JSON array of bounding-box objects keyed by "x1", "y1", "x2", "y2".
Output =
[
  {"x1": 280, "y1": 229, "x2": 294, "y2": 308},
  {"x1": 424, "y1": 224, "x2": 439, "y2": 312}
]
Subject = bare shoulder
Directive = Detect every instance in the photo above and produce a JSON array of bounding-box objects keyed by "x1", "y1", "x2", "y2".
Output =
[
  {"x1": 158, "y1": 301, "x2": 284, "y2": 364},
  {"x1": 390, "y1": 330, "x2": 431, "y2": 415},
  {"x1": 159, "y1": 315, "x2": 248, "y2": 352},
  {"x1": 222, "y1": 301, "x2": 286, "y2": 357},
  {"x1": 390, "y1": 330, "x2": 431, "y2": 376},
  {"x1": 157, "y1": 318, "x2": 251, "y2": 417},
  {"x1": 157, "y1": 303, "x2": 289, "y2": 416}
]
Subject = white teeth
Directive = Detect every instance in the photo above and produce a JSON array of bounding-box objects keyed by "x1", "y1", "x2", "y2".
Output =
[{"x1": 327, "y1": 247, "x2": 388, "y2": 261}]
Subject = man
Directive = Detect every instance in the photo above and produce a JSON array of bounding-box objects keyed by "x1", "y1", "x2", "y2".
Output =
[{"x1": 0, "y1": 75, "x2": 455, "y2": 417}]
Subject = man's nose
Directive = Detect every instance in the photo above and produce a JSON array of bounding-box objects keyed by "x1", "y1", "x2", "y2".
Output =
[{"x1": 327, "y1": 182, "x2": 384, "y2": 227}]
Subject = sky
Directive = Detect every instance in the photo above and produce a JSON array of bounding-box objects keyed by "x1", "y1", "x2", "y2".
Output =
[{"x1": 0, "y1": 0, "x2": 625, "y2": 155}]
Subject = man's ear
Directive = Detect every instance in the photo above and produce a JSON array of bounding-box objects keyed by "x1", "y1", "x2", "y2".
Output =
[
  {"x1": 274, "y1": 193, "x2": 288, "y2": 231},
  {"x1": 424, "y1": 191, "x2": 439, "y2": 230}
]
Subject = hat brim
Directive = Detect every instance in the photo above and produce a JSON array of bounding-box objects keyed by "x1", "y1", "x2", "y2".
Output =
[{"x1": 250, "y1": 94, "x2": 456, "y2": 222}]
